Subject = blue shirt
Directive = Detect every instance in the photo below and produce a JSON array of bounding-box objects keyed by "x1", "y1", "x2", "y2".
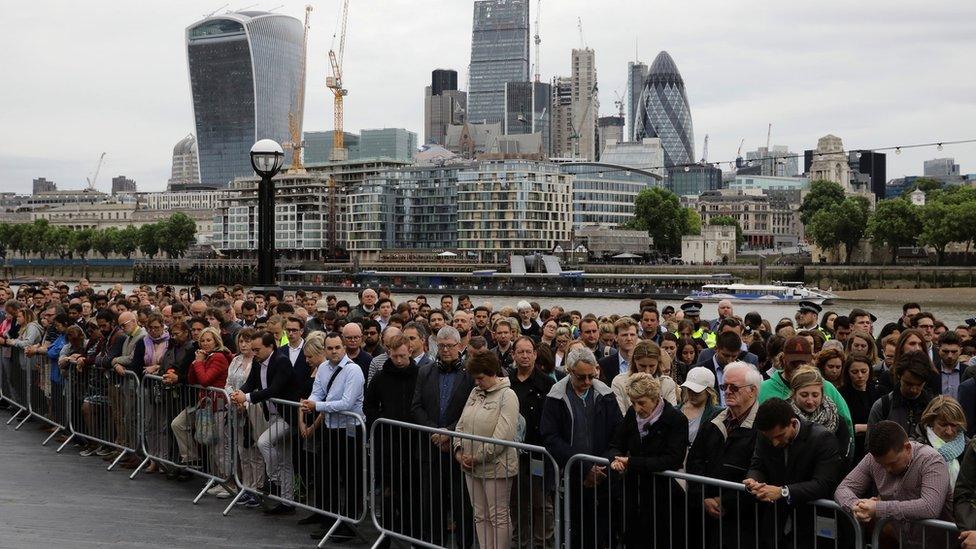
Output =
[
  {"x1": 309, "y1": 355, "x2": 364, "y2": 432},
  {"x1": 48, "y1": 334, "x2": 66, "y2": 384},
  {"x1": 618, "y1": 353, "x2": 629, "y2": 376},
  {"x1": 439, "y1": 368, "x2": 463, "y2": 427}
]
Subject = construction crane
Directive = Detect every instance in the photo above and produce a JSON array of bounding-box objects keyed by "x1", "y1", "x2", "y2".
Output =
[
  {"x1": 735, "y1": 138, "x2": 745, "y2": 169},
  {"x1": 766, "y1": 122, "x2": 772, "y2": 151},
  {"x1": 327, "y1": 0, "x2": 350, "y2": 162},
  {"x1": 613, "y1": 91, "x2": 625, "y2": 119},
  {"x1": 533, "y1": 0, "x2": 541, "y2": 83},
  {"x1": 701, "y1": 134, "x2": 709, "y2": 164},
  {"x1": 285, "y1": 5, "x2": 313, "y2": 173},
  {"x1": 86, "y1": 152, "x2": 106, "y2": 191}
]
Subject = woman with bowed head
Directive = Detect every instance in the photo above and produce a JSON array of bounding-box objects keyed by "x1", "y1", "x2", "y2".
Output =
[
  {"x1": 815, "y1": 348, "x2": 846, "y2": 389},
  {"x1": 678, "y1": 366, "x2": 723, "y2": 446},
  {"x1": 553, "y1": 325, "x2": 573, "y2": 371},
  {"x1": 611, "y1": 340, "x2": 679, "y2": 415},
  {"x1": 839, "y1": 353, "x2": 881, "y2": 463},
  {"x1": 912, "y1": 396, "x2": 967, "y2": 486},
  {"x1": 789, "y1": 365, "x2": 851, "y2": 462},
  {"x1": 608, "y1": 372, "x2": 689, "y2": 548},
  {"x1": 453, "y1": 351, "x2": 520, "y2": 549}
]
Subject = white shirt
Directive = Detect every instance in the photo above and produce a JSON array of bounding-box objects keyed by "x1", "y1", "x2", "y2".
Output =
[{"x1": 288, "y1": 340, "x2": 304, "y2": 366}]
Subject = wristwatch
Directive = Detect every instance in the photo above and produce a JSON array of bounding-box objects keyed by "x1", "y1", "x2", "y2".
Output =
[{"x1": 781, "y1": 486, "x2": 791, "y2": 504}]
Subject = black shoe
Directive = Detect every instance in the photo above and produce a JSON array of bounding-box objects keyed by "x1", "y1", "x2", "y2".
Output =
[
  {"x1": 297, "y1": 512, "x2": 321, "y2": 526},
  {"x1": 263, "y1": 503, "x2": 295, "y2": 516}
]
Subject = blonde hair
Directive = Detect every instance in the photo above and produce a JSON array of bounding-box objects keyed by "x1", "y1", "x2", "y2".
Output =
[
  {"x1": 921, "y1": 395, "x2": 967, "y2": 430},
  {"x1": 303, "y1": 330, "x2": 327, "y2": 356},
  {"x1": 789, "y1": 365, "x2": 824, "y2": 393},
  {"x1": 198, "y1": 327, "x2": 228, "y2": 354},
  {"x1": 625, "y1": 372, "x2": 661, "y2": 402},
  {"x1": 631, "y1": 340, "x2": 672, "y2": 376}
]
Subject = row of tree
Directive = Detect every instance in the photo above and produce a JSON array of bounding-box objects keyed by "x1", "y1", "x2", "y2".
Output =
[
  {"x1": 624, "y1": 187, "x2": 744, "y2": 255},
  {"x1": 0, "y1": 213, "x2": 197, "y2": 261},
  {"x1": 802, "y1": 179, "x2": 976, "y2": 264}
]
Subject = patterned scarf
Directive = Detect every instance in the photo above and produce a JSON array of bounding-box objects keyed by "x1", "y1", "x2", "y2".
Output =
[
  {"x1": 928, "y1": 427, "x2": 966, "y2": 463},
  {"x1": 143, "y1": 332, "x2": 170, "y2": 367},
  {"x1": 790, "y1": 395, "x2": 838, "y2": 434}
]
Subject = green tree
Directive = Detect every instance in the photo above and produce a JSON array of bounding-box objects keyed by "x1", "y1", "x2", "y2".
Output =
[
  {"x1": 900, "y1": 177, "x2": 942, "y2": 197},
  {"x1": 47, "y1": 226, "x2": 73, "y2": 259},
  {"x1": 709, "y1": 215, "x2": 744, "y2": 249},
  {"x1": 10, "y1": 224, "x2": 30, "y2": 258},
  {"x1": 799, "y1": 180, "x2": 846, "y2": 226},
  {"x1": 93, "y1": 228, "x2": 119, "y2": 259},
  {"x1": 0, "y1": 223, "x2": 13, "y2": 259},
  {"x1": 866, "y1": 198, "x2": 919, "y2": 264},
  {"x1": 115, "y1": 226, "x2": 140, "y2": 259},
  {"x1": 71, "y1": 228, "x2": 94, "y2": 260},
  {"x1": 27, "y1": 220, "x2": 52, "y2": 258},
  {"x1": 630, "y1": 187, "x2": 690, "y2": 255},
  {"x1": 158, "y1": 213, "x2": 197, "y2": 258},
  {"x1": 684, "y1": 209, "x2": 702, "y2": 236},
  {"x1": 137, "y1": 223, "x2": 160, "y2": 259},
  {"x1": 919, "y1": 202, "x2": 966, "y2": 265},
  {"x1": 807, "y1": 196, "x2": 869, "y2": 264}
]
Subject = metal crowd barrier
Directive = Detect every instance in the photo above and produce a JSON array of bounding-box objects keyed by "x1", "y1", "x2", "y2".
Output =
[
  {"x1": 871, "y1": 516, "x2": 960, "y2": 548},
  {"x1": 564, "y1": 453, "x2": 865, "y2": 549},
  {"x1": 65, "y1": 364, "x2": 142, "y2": 471},
  {"x1": 369, "y1": 417, "x2": 561, "y2": 549},
  {"x1": 24, "y1": 352, "x2": 70, "y2": 446},
  {"x1": 133, "y1": 374, "x2": 235, "y2": 503},
  {"x1": 223, "y1": 397, "x2": 368, "y2": 549},
  {"x1": 2, "y1": 347, "x2": 30, "y2": 426}
]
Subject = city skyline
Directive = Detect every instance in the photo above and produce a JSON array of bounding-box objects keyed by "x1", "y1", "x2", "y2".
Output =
[{"x1": 2, "y1": 0, "x2": 974, "y2": 194}]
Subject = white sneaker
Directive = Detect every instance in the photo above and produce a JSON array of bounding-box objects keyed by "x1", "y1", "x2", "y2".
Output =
[
  {"x1": 206, "y1": 485, "x2": 224, "y2": 496},
  {"x1": 214, "y1": 486, "x2": 233, "y2": 499}
]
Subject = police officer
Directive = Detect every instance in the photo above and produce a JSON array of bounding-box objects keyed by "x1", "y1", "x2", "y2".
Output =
[
  {"x1": 682, "y1": 301, "x2": 716, "y2": 349},
  {"x1": 797, "y1": 300, "x2": 831, "y2": 341}
]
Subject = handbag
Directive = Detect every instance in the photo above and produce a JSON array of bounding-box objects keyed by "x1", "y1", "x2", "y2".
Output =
[{"x1": 193, "y1": 397, "x2": 220, "y2": 446}]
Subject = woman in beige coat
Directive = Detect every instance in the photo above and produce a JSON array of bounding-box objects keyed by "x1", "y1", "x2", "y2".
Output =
[{"x1": 454, "y1": 351, "x2": 520, "y2": 549}]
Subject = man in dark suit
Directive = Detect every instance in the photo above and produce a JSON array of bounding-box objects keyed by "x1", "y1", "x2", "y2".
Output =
[
  {"x1": 230, "y1": 331, "x2": 301, "y2": 514},
  {"x1": 696, "y1": 317, "x2": 760, "y2": 367},
  {"x1": 692, "y1": 331, "x2": 751, "y2": 404},
  {"x1": 744, "y1": 398, "x2": 842, "y2": 549},
  {"x1": 597, "y1": 317, "x2": 639, "y2": 385},
  {"x1": 410, "y1": 326, "x2": 476, "y2": 548}
]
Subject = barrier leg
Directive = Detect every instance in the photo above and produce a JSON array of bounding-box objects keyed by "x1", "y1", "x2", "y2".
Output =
[
  {"x1": 368, "y1": 533, "x2": 387, "y2": 549},
  {"x1": 56, "y1": 432, "x2": 75, "y2": 453},
  {"x1": 41, "y1": 426, "x2": 62, "y2": 446},
  {"x1": 193, "y1": 478, "x2": 215, "y2": 505},
  {"x1": 315, "y1": 519, "x2": 342, "y2": 548},
  {"x1": 107, "y1": 450, "x2": 128, "y2": 471},
  {"x1": 129, "y1": 456, "x2": 150, "y2": 480},
  {"x1": 222, "y1": 489, "x2": 246, "y2": 516},
  {"x1": 14, "y1": 411, "x2": 30, "y2": 430},
  {"x1": 7, "y1": 407, "x2": 24, "y2": 425}
]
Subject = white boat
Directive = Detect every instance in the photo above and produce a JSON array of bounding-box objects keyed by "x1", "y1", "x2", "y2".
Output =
[{"x1": 685, "y1": 283, "x2": 837, "y2": 304}]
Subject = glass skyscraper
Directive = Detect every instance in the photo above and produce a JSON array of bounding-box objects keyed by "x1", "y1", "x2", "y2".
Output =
[
  {"x1": 468, "y1": 0, "x2": 530, "y2": 125},
  {"x1": 636, "y1": 51, "x2": 695, "y2": 168},
  {"x1": 186, "y1": 11, "x2": 304, "y2": 188}
]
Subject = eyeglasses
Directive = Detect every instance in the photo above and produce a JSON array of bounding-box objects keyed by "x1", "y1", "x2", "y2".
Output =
[
  {"x1": 719, "y1": 383, "x2": 754, "y2": 393},
  {"x1": 573, "y1": 373, "x2": 598, "y2": 381}
]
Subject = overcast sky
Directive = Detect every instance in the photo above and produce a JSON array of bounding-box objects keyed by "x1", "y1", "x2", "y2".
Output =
[{"x1": 3, "y1": 0, "x2": 974, "y2": 194}]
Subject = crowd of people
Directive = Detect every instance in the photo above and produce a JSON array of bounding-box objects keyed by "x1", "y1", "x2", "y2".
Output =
[{"x1": 3, "y1": 279, "x2": 976, "y2": 548}]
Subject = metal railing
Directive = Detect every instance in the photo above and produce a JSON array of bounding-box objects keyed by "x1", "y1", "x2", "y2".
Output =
[
  {"x1": 369, "y1": 417, "x2": 561, "y2": 549},
  {"x1": 871, "y1": 516, "x2": 960, "y2": 548},
  {"x1": 2, "y1": 347, "x2": 30, "y2": 426},
  {"x1": 66, "y1": 364, "x2": 142, "y2": 471},
  {"x1": 24, "y1": 352, "x2": 70, "y2": 446}
]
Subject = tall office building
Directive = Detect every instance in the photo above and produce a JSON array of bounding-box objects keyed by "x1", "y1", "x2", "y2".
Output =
[
  {"x1": 635, "y1": 51, "x2": 695, "y2": 168},
  {"x1": 504, "y1": 81, "x2": 551, "y2": 154},
  {"x1": 32, "y1": 178, "x2": 56, "y2": 195},
  {"x1": 549, "y1": 77, "x2": 574, "y2": 158},
  {"x1": 924, "y1": 158, "x2": 960, "y2": 177},
  {"x1": 186, "y1": 11, "x2": 304, "y2": 188},
  {"x1": 304, "y1": 131, "x2": 360, "y2": 164},
  {"x1": 745, "y1": 145, "x2": 799, "y2": 177},
  {"x1": 425, "y1": 69, "x2": 467, "y2": 146},
  {"x1": 111, "y1": 176, "x2": 136, "y2": 196},
  {"x1": 359, "y1": 128, "x2": 417, "y2": 162},
  {"x1": 468, "y1": 0, "x2": 530, "y2": 125},
  {"x1": 626, "y1": 61, "x2": 648, "y2": 142},
  {"x1": 597, "y1": 116, "x2": 624, "y2": 159},
  {"x1": 168, "y1": 134, "x2": 201, "y2": 191},
  {"x1": 571, "y1": 48, "x2": 598, "y2": 161}
]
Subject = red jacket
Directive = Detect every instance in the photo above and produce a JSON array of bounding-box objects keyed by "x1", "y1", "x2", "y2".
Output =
[{"x1": 189, "y1": 350, "x2": 231, "y2": 404}]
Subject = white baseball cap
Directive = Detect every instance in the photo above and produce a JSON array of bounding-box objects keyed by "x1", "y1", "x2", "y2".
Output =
[{"x1": 681, "y1": 367, "x2": 716, "y2": 393}]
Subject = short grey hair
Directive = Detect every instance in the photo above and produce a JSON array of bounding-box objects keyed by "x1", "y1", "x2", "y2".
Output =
[
  {"x1": 436, "y1": 326, "x2": 461, "y2": 344},
  {"x1": 516, "y1": 300, "x2": 532, "y2": 311},
  {"x1": 566, "y1": 346, "x2": 597, "y2": 372},
  {"x1": 725, "y1": 361, "x2": 763, "y2": 389}
]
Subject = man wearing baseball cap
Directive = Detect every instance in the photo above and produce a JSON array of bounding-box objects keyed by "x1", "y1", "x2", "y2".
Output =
[{"x1": 758, "y1": 336, "x2": 853, "y2": 446}]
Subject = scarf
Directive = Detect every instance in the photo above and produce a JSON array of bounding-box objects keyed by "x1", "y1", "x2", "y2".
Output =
[
  {"x1": 143, "y1": 332, "x2": 170, "y2": 367},
  {"x1": 791, "y1": 395, "x2": 838, "y2": 434},
  {"x1": 637, "y1": 398, "x2": 665, "y2": 438},
  {"x1": 928, "y1": 427, "x2": 966, "y2": 463}
]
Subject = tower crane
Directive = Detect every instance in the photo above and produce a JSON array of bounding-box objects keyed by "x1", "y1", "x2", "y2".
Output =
[
  {"x1": 735, "y1": 138, "x2": 745, "y2": 169},
  {"x1": 533, "y1": 0, "x2": 541, "y2": 83},
  {"x1": 613, "y1": 91, "x2": 625, "y2": 119},
  {"x1": 86, "y1": 152, "x2": 106, "y2": 191},
  {"x1": 327, "y1": 0, "x2": 350, "y2": 162},
  {"x1": 285, "y1": 4, "x2": 313, "y2": 173}
]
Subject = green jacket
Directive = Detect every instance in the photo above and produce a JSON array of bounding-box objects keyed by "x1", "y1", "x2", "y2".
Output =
[{"x1": 758, "y1": 370, "x2": 854, "y2": 445}]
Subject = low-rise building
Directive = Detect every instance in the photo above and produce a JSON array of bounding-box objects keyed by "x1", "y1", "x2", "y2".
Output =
[
  {"x1": 560, "y1": 162, "x2": 662, "y2": 229},
  {"x1": 682, "y1": 224, "x2": 736, "y2": 264},
  {"x1": 575, "y1": 225, "x2": 652, "y2": 259},
  {"x1": 694, "y1": 189, "x2": 773, "y2": 249},
  {"x1": 142, "y1": 190, "x2": 235, "y2": 211}
]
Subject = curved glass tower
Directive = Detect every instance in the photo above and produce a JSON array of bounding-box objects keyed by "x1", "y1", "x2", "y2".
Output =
[
  {"x1": 635, "y1": 51, "x2": 695, "y2": 168},
  {"x1": 186, "y1": 11, "x2": 304, "y2": 188}
]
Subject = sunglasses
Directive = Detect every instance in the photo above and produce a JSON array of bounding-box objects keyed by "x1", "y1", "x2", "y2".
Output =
[{"x1": 573, "y1": 373, "x2": 598, "y2": 381}]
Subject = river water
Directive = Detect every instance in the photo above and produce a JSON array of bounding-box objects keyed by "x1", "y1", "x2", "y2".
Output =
[{"x1": 92, "y1": 283, "x2": 975, "y2": 328}]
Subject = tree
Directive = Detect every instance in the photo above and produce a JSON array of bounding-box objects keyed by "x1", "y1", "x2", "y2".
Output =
[
  {"x1": 48, "y1": 226, "x2": 73, "y2": 259},
  {"x1": 138, "y1": 223, "x2": 160, "y2": 259},
  {"x1": 630, "y1": 187, "x2": 690, "y2": 255},
  {"x1": 9, "y1": 224, "x2": 29, "y2": 258},
  {"x1": 799, "y1": 180, "x2": 845, "y2": 226},
  {"x1": 71, "y1": 228, "x2": 94, "y2": 260},
  {"x1": 27, "y1": 220, "x2": 52, "y2": 258},
  {"x1": 901, "y1": 177, "x2": 942, "y2": 196},
  {"x1": 684, "y1": 209, "x2": 702, "y2": 236},
  {"x1": 158, "y1": 213, "x2": 197, "y2": 258},
  {"x1": 709, "y1": 215, "x2": 744, "y2": 250},
  {"x1": 0, "y1": 223, "x2": 14, "y2": 259},
  {"x1": 115, "y1": 226, "x2": 140, "y2": 259},
  {"x1": 866, "y1": 198, "x2": 919, "y2": 264},
  {"x1": 807, "y1": 196, "x2": 869, "y2": 264},
  {"x1": 93, "y1": 228, "x2": 119, "y2": 259},
  {"x1": 919, "y1": 202, "x2": 966, "y2": 265}
]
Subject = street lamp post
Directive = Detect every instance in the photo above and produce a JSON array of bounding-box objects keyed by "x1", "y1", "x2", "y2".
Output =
[{"x1": 250, "y1": 139, "x2": 285, "y2": 298}]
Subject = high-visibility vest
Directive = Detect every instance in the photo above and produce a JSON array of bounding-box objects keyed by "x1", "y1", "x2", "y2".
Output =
[{"x1": 693, "y1": 328, "x2": 717, "y2": 349}]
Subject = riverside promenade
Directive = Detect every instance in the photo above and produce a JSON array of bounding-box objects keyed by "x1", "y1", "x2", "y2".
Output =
[{"x1": 0, "y1": 414, "x2": 373, "y2": 549}]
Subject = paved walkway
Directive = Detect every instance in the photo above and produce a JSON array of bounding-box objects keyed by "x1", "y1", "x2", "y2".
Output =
[{"x1": 0, "y1": 410, "x2": 376, "y2": 549}]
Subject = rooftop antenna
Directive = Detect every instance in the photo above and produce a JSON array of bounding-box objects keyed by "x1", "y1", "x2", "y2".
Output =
[
  {"x1": 577, "y1": 17, "x2": 585, "y2": 49},
  {"x1": 203, "y1": 3, "x2": 229, "y2": 18},
  {"x1": 267, "y1": 4, "x2": 285, "y2": 11},
  {"x1": 234, "y1": 3, "x2": 259, "y2": 12}
]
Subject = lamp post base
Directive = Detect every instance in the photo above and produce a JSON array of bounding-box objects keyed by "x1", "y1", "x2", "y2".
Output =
[{"x1": 250, "y1": 285, "x2": 284, "y2": 300}]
